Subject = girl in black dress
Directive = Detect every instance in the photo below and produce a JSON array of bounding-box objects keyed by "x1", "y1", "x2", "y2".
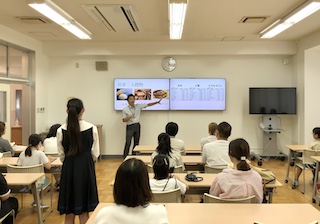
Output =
[{"x1": 57, "y1": 98, "x2": 100, "y2": 224}]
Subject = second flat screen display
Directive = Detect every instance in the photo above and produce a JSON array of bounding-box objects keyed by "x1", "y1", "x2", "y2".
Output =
[{"x1": 169, "y1": 78, "x2": 226, "y2": 110}]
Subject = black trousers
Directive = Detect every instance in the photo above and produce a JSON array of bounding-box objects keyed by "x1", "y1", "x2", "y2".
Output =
[
  {"x1": 123, "y1": 123, "x2": 141, "y2": 158},
  {"x1": 0, "y1": 197, "x2": 18, "y2": 224}
]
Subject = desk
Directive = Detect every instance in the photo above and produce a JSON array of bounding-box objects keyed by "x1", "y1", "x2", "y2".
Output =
[
  {"x1": 0, "y1": 157, "x2": 62, "y2": 167},
  {"x1": 311, "y1": 156, "x2": 320, "y2": 205},
  {"x1": 5, "y1": 173, "x2": 45, "y2": 224},
  {"x1": 12, "y1": 145, "x2": 26, "y2": 155},
  {"x1": 125, "y1": 155, "x2": 203, "y2": 165},
  {"x1": 133, "y1": 145, "x2": 202, "y2": 154},
  {"x1": 285, "y1": 145, "x2": 308, "y2": 186},
  {"x1": 86, "y1": 203, "x2": 320, "y2": 224}
]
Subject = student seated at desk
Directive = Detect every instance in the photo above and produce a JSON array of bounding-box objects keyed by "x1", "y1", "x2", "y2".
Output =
[
  {"x1": 165, "y1": 122, "x2": 185, "y2": 155},
  {"x1": 294, "y1": 127, "x2": 320, "y2": 186},
  {"x1": 151, "y1": 132, "x2": 184, "y2": 171},
  {"x1": 93, "y1": 158, "x2": 169, "y2": 224},
  {"x1": 17, "y1": 134, "x2": 52, "y2": 209},
  {"x1": 202, "y1": 121, "x2": 232, "y2": 169},
  {"x1": 0, "y1": 122, "x2": 14, "y2": 156},
  {"x1": 0, "y1": 173, "x2": 18, "y2": 224},
  {"x1": 209, "y1": 138, "x2": 263, "y2": 203},
  {"x1": 150, "y1": 154, "x2": 188, "y2": 195},
  {"x1": 200, "y1": 122, "x2": 218, "y2": 150}
]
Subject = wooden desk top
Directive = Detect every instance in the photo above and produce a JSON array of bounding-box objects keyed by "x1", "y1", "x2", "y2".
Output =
[
  {"x1": 5, "y1": 173, "x2": 44, "y2": 185},
  {"x1": 125, "y1": 155, "x2": 203, "y2": 165},
  {"x1": 12, "y1": 145, "x2": 27, "y2": 154},
  {"x1": 86, "y1": 203, "x2": 320, "y2": 224},
  {"x1": 285, "y1": 145, "x2": 309, "y2": 151},
  {"x1": 0, "y1": 157, "x2": 62, "y2": 167},
  {"x1": 311, "y1": 156, "x2": 320, "y2": 162}
]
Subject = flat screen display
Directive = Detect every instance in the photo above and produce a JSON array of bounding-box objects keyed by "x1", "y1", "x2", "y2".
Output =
[
  {"x1": 249, "y1": 87, "x2": 297, "y2": 114},
  {"x1": 169, "y1": 78, "x2": 226, "y2": 110},
  {"x1": 114, "y1": 78, "x2": 170, "y2": 111}
]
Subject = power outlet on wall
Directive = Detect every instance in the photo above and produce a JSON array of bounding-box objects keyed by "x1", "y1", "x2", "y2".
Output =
[{"x1": 37, "y1": 107, "x2": 45, "y2": 113}]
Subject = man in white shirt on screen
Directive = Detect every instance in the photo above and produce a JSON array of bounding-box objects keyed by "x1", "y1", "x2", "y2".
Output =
[
  {"x1": 165, "y1": 122, "x2": 186, "y2": 155},
  {"x1": 202, "y1": 121, "x2": 232, "y2": 169},
  {"x1": 122, "y1": 94, "x2": 161, "y2": 158}
]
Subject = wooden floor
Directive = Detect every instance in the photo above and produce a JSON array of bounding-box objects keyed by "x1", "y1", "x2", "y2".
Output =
[{"x1": 13, "y1": 157, "x2": 320, "y2": 224}]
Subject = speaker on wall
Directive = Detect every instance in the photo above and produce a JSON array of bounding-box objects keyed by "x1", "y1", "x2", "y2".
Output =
[{"x1": 95, "y1": 61, "x2": 108, "y2": 71}]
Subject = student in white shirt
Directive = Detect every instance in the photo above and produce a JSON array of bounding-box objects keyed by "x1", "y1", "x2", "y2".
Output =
[
  {"x1": 200, "y1": 122, "x2": 218, "y2": 150},
  {"x1": 17, "y1": 134, "x2": 52, "y2": 208},
  {"x1": 165, "y1": 122, "x2": 185, "y2": 155},
  {"x1": 150, "y1": 154, "x2": 188, "y2": 195},
  {"x1": 94, "y1": 158, "x2": 170, "y2": 224}
]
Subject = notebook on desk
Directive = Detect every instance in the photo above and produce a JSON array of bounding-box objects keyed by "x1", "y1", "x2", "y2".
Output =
[
  {"x1": 51, "y1": 158, "x2": 57, "y2": 163},
  {"x1": 12, "y1": 145, "x2": 25, "y2": 150}
]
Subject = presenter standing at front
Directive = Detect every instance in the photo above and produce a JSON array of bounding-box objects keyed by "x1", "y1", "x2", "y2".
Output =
[{"x1": 122, "y1": 94, "x2": 162, "y2": 158}]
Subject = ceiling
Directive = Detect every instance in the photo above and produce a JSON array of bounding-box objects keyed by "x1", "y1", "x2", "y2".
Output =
[{"x1": 1, "y1": 0, "x2": 320, "y2": 43}]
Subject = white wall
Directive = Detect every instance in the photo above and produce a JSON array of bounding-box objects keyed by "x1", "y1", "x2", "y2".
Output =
[{"x1": 45, "y1": 54, "x2": 296, "y2": 156}]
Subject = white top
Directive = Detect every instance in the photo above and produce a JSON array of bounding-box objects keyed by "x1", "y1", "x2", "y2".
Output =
[
  {"x1": 17, "y1": 149, "x2": 49, "y2": 166},
  {"x1": 209, "y1": 168, "x2": 263, "y2": 203},
  {"x1": 93, "y1": 204, "x2": 170, "y2": 224},
  {"x1": 170, "y1": 137, "x2": 185, "y2": 155},
  {"x1": 200, "y1": 135, "x2": 217, "y2": 150},
  {"x1": 43, "y1": 137, "x2": 58, "y2": 154},
  {"x1": 122, "y1": 104, "x2": 147, "y2": 125},
  {"x1": 149, "y1": 177, "x2": 187, "y2": 195},
  {"x1": 310, "y1": 139, "x2": 320, "y2": 151},
  {"x1": 57, "y1": 120, "x2": 100, "y2": 162},
  {"x1": 202, "y1": 140, "x2": 231, "y2": 169},
  {"x1": 151, "y1": 151, "x2": 184, "y2": 170}
]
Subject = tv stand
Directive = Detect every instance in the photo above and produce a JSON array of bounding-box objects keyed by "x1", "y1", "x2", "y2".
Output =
[{"x1": 251, "y1": 115, "x2": 287, "y2": 166}]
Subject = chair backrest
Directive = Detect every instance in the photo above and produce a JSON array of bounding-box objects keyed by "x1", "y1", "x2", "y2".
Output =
[
  {"x1": 2, "y1": 151, "x2": 12, "y2": 157},
  {"x1": 203, "y1": 193, "x2": 256, "y2": 203},
  {"x1": 204, "y1": 165, "x2": 223, "y2": 173},
  {"x1": 302, "y1": 149, "x2": 320, "y2": 164},
  {"x1": 7, "y1": 164, "x2": 44, "y2": 173},
  {"x1": 147, "y1": 164, "x2": 184, "y2": 173},
  {"x1": 152, "y1": 188, "x2": 181, "y2": 203}
]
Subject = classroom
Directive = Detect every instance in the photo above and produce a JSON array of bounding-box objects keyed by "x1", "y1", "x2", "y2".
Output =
[{"x1": 1, "y1": 0, "x2": 320, "y2": 223}]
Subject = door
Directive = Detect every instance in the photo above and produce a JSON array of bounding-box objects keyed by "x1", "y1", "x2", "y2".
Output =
[{"x1": 0, "y1": 83, "x2": 11, "y2": 140}]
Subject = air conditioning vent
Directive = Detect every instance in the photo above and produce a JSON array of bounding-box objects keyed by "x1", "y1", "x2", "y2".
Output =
[
  {"x1": 16, "y1": 17, "x2": 49, "y2": 24},
  {"x1": 81, "y1": 4, "x2": 143, "y2": 32},
  {"x1": 240, "y1": 16, "x2": 268, "y2": 23}
]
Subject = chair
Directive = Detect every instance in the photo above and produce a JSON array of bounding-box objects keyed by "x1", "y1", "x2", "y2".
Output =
[
  {"x1": 7, "y1": 164, "x2": 53, "y2": 221},
  {"x1": 203, "y1": 193, "x2": 256, "y2": 203},
  {"x1": 294, "y1": 149, "x2": 320, "y2": 194},
  {"x1": 2, "y1": 151, "x2": 12, "y2": 157},
  {"x1": 0, "y1": 209, "x2": 15, "y2": 224},
  {"x1": 152, "y1": 188, "x2": 181, "y2": 203},
  {"x1": 204, "y1": 165, "x2": 223, "y2": 173},
  {"x1": 147, "y1": 164, "x2": 184, "y2": 173}
]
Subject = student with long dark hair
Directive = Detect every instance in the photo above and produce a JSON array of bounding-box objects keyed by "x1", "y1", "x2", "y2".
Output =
[
  {"x1": 17, "y1": 134, "x2": 52, "y2": 208},
  {"x1": 57, "y1": 98, "x2": 100, "y2": 224},
  {"x1": 209, "y1": 138, "x2": 263, "y2": 203},
  {"x1": 94, "y1": 158, "x2": 169, "y2": 224},
  {"x1": 151, "y1": 132, "x2": 184, "y2": 171}
]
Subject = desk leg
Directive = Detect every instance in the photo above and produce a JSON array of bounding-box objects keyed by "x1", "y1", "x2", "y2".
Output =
[
  {"x1": 267, "y1": 188, "x2": 273, "y2": 203},
  {"x1": 32, "y1": 183, "x2": 43, "y2": 224},
  {"x1": 312, "y1": 161, "x2": 320, "y2": 204}
]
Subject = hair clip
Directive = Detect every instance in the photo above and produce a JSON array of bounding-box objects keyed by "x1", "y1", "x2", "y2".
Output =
[{"x1": 240, "y1": 156, "x2": 246, "y2": 161}]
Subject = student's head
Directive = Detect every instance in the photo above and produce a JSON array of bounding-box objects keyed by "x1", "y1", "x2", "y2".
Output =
[
  {"x1": 25, "y1": 134, "x2": 42, "y2": 157},
  {"x1": 229, "y1": 138, "x2": 250, "y2": 171},
  {"x1": 113, "y1": 158, "x2": 152, "y2": 207},
  {"x1": 46, "y1": 124, "x2": 61, "y2": 138},
  {"x1": 165, "y1": 122, "x2": 178, "y2": 137},
  {"x1": 208, "y1": 122, "x2": 218, "y2": 135},
  {"x1": 216, "y1": 121, "x2": 232, "y2": 139},
  {"x1": 156, "y1": 132, "x2": 172, "y2": 155},
  {"x1": 312, "y1": 127, "x2": 320, "y2": 140},
  {"x1": 66, "y1": 98, "x2": 84, "y2": 156},
  {"x1": 127, "y1": 94, "x2": 135, "y2": 106},
  {"x1": 0, "y1": 121, "x2": 6, "y2": 136},
  {"x1": 152, "y1": 154, "x2": 170, "y2": 180}
]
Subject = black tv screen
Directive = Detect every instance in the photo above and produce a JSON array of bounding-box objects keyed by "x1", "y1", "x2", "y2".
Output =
[{"x1": 249, "y1": 88, "x2": 297, "y2": 114}]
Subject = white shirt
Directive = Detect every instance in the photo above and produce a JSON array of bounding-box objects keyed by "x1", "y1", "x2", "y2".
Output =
[
  {"x1": 200, "y1": 135, "x2": 217, "y2": 150},
  {"x1": 202, "y1": 140, "x2": 231, "y2": 169},
  {"x1": 43, "y1": 137, "x2": 58, "y2": 154},
  {"x1": 17, "y1": 149, "x2": 49, "y2": 166},
  {"x1": 94, "y1": 204, "x2": 170, "y2": 224},
  {"x1": 170, "y1": 137, "x2": 185, "y2": 155},
  {"x1": 149, "y1": 177, "x2": 187, "y2": 195},
  {"x1": 151, "y1": 151, "x2": 184, "y2": 170},
  {"x1": 122, "y1": 104, "x2": 147, "y2": 125}
]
